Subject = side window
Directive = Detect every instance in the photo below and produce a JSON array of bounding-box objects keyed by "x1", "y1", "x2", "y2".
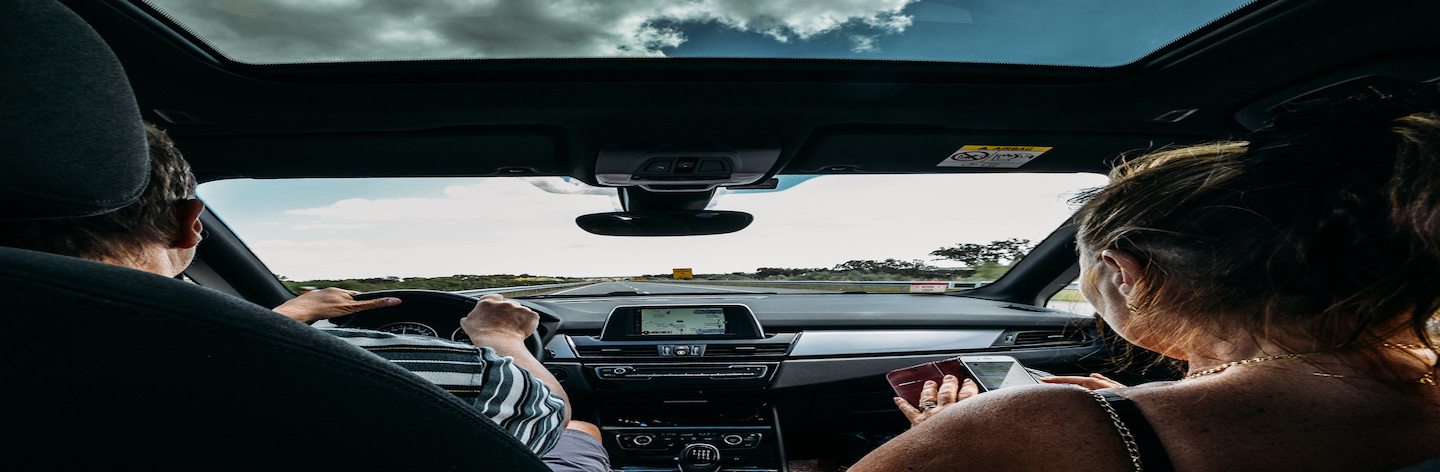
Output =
[{"x1": 1045, "y1": 278, "x2": 1094, "y2": 315}]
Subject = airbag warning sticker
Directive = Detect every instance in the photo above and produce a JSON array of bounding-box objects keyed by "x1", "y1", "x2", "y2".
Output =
[{"x1": 938, "y1": 145, "x2": 1052, "y2": 168}]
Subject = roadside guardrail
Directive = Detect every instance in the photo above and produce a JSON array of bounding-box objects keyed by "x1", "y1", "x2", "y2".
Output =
[
  {"x1": 646, "y1": 279, "x2": 992, "y2": 293},
  {"x1": 454, "y1": 282, "x2": 597, "y2": 297}
]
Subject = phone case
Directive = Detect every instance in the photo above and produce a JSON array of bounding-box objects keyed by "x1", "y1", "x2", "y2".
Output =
[{"x1": 885, "y1": 357, "x2": 971, "y2": 406}]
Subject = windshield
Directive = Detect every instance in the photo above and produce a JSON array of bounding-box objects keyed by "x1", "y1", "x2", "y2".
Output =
[
  {"x1": 141, "y1": 0, "x2": 1255, "y2": 67},
  {"x1": 198, "y1": 173, "x2": 1107, "y2": 295}
]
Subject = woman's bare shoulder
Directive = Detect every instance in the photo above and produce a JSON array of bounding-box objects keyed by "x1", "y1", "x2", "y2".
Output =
[{"x1": 849, "y1": 384, "x2": 1133, "y2": 472}]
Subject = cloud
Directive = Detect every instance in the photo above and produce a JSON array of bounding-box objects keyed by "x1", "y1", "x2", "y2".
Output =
[
  {"x1": 283, "y1": 178, "x2": 619, "y2": 221},
  {"x1": 908, "y1": 1, "x2": 973, "y2": 24},
  {"x1": 521, "y1": 177, "x2": 621, "y2": 197},
  {"x1": 251, "y1": 239, "x2": 365, "y2": 250},
  {"x1": 290, "y1": 223, "x2": 375, "y2": 231},
  {"x1": 850, "y1": 35, "x2": 879, "y2": 53},
  {"x1": 147, "y1": 0, "x2": 918, "y2": 62}
]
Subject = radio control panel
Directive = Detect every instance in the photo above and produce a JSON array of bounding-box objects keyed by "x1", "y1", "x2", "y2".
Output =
[
  {"x1": 593, "y1": 363, "x2": 769, "y2": 380},
  {"x1": 615, "y1": 429, "x2": 764, "y2": 451},
  {"x1": 606, "y1": 426, "x2": 777, "y2": 470}
]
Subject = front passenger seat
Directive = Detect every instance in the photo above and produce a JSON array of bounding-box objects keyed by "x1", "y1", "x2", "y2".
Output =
[{"x1": 0, "y1": 2, "x2": 551, "y2": 469}]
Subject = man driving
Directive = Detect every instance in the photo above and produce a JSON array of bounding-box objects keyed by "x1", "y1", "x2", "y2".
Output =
[{"x1": 0, "y1": 122, "x2": 609, "y2": 472}]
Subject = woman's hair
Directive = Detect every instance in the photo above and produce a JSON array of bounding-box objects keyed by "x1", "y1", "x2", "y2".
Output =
[
  {"x1": 0, "y1": 123, "x2": 197, "y2": 264},
  {"x1": 1075, "y1": 89, "x2": 1440, "y2": 380}
]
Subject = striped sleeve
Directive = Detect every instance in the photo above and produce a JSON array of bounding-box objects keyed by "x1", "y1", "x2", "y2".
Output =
[{"x1": 320, "y1": 328, "x2": 566, "y2": 455}]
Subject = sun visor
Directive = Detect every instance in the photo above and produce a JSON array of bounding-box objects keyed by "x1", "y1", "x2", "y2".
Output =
[
  {"x1": 1231, "y1": 56, "x2": 1440, "y2": 131},
  {"x1": 177, "y1": 127, "x2": 561, "y2": 180},
  {"x1": 791, "y1": 126, "x2": 1209, "y2": 174},
  {"x1": 595, "y1": 136, "x2": 781, "y2": 192}
]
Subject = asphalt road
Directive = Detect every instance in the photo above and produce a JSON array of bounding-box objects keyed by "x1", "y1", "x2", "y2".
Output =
[{"x1": 542, "y1": 281, "x2": 833, "y2": 296}]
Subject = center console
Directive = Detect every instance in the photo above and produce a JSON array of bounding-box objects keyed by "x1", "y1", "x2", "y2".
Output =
[
  {"x1": 602, "y1": 398, "x2": 781, "y2": 472},
  {"x1": 558, "y1": 304, "x2": 790, "y2": 472}
]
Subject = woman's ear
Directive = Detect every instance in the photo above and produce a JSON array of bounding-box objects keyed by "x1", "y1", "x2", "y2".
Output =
[
  {"x1": 170, "y1": 199, "x2": 205, "y2": 249},
  {"x1": 1099, "y1": 249, "x2": 1145, "y2": 299}
]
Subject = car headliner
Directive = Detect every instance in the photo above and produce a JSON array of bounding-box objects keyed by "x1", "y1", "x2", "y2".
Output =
[{"x1": 62, "y1": 0, "x2": 1440, "y2": 185}]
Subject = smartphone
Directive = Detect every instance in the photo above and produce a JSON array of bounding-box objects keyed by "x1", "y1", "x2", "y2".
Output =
[
  {"x1": 885, "y1": 358, "x2": 970, "y2": 406},
  {"x1": 958, "y1": 355, "x2": 1040, "y2": 392}
]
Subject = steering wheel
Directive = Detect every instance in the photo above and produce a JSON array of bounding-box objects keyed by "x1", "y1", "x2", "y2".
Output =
[{"x1": 327, "y1": 289, "x2": 551, "y2": 360}]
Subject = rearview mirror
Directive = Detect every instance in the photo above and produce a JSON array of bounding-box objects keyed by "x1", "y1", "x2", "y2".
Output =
[{"x1": 575, "y1": 211, "x2": 754, "y2": 236}]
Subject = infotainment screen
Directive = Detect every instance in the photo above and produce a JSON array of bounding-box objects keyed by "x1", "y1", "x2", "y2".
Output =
[
  {"x1": 600, "y1": 304, "x2": 763, "y2": 341},
  {"x1": 638, "y1": 307, "x2": 727, "y2": 335}
]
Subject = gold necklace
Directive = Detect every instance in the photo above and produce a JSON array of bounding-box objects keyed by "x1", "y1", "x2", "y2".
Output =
[
  {"x1": 1382, "y1": 343, "x2": 1437, "y2": 385},
  {"x1": 1184, "y1": 344, "x2": 1438, "y2": 383},
  {"x1": 1183, "y1": 353, "x2": 1311, "y2": 380}
]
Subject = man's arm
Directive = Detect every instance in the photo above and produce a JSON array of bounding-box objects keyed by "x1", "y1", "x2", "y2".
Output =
[
  {"x1": 320, "y1": 327, "x2": 567, "y2": 456},
  {"x1": 290, "y1": 290, "x2": 570, "y2": 455},
  {"x1": 272, "y1": 287, "x2": 400, "y2": 323},
  {"x1": 461, "y1": 294, "x2": 571, "y2": 425}
]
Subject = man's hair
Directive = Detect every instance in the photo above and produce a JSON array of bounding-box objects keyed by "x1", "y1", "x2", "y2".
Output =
[{"x1": 0, "y1": 123, "x2": 197, "y2": 263}]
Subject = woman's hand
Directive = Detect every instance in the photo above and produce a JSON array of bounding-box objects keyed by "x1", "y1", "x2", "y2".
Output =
[
  {"x1": 1039, "y1": 373, "x2": 1126, "y2": 390},
  {"x1": 893, "y1": 374, "x2": 978, "y2": 427}
]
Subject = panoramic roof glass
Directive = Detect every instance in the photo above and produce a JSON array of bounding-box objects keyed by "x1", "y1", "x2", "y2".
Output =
[{"x1": 141, "y1": 0, "x2": 1256, "y2": 66}]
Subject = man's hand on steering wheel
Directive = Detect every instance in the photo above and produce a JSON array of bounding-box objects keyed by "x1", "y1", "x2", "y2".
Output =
[
  {"x1": 459, "y1": 294, "x2": 570, "y2": 423},
  {"x1": 460, "y1": 294, "x2": 540, "y2": 344},
  {"x1": 273, "y1": 287, "x2": 402, "y2": 323}
]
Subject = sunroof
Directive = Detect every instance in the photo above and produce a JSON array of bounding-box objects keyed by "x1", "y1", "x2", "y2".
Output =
[{"x1": 141, "y1": 0, "x2": 1256, "y2": 67}]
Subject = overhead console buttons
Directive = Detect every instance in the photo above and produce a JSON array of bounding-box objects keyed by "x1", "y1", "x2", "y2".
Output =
[{"x1": 595, "y1": 136, "x2": 782, "y2": 192}]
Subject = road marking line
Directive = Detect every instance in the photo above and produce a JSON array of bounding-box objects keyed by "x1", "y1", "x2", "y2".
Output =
[
  {"x1": 546, "y1": 283, "x2": 602, "y2": 295},
  {"x1": 638, "y1": 282, "x2": 773, "y2": 293}
]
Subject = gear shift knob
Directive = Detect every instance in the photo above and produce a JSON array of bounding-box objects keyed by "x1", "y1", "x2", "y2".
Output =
[{"x1": 677, "y1": 443, "x2": 722, "y2": 472}]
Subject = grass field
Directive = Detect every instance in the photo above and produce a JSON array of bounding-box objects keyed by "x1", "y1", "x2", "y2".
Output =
[{"x1": 1050, "y1": 289, "x2": 1087, "y2": 302}]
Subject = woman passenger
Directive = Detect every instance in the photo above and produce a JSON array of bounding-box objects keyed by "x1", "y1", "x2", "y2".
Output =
[{"x1": 851, "y1": 88, "x2": 1440, "y2": 471}]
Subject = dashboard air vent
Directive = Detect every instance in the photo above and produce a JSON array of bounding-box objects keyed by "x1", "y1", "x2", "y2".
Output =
[
  {"x1": 575, "y1": 345, "x2": 659, "y2": 357},
  {"x1": 703, "y1": 344, "x2": 790, "y2": 357},
  {"x1": 1002, "y1": 304, "x2": 1050, "y2": 313},
  {"x1": 1011, "y1": 329, "x2": 1088, "y2": 347}
]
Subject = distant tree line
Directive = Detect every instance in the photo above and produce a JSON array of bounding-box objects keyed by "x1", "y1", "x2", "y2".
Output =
[
  {"x1": 282, "y1": 239, "x2": 1038, "y2": 289},
  {"x1": 642, "y1": 239, "x2": 1036, "y2": 282},
  {"x1": 929, "y1": 238, "x2": 1034, "y2": 281},
  {"x1": 279, "y1": 274, "x2": 575, "y2": 294}
]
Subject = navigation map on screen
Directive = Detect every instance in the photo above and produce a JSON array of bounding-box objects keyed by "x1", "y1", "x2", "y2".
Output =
[{"x1": 639, "y1": 308, "x2": 726, "y2": 335}]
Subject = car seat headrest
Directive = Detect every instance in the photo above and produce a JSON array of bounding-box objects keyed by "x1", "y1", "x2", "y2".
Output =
[{"x1": 0, "y1": 1, "x2": 148, "y2": 220}]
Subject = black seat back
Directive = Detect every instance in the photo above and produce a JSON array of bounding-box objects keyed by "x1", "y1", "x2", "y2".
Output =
[
  {"x1": 0, "y1": 248, "x2": 549, "y2": 469},
  {"x1": 0, "y1": 2, "x2": 549, "y2": 469}
]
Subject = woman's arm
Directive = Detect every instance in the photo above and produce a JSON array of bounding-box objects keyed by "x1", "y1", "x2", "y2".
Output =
[{"x1": 853, "y1": 384, "x2": 1134, "y2": 472}]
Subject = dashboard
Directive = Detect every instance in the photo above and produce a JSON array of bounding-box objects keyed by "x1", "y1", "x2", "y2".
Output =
[
  {"x1": 327, "y1": 291, "x2": 1102, "y2": 470},
  {"x1": 531, "y1": 293, "x2": 1100, "y2": 471}
]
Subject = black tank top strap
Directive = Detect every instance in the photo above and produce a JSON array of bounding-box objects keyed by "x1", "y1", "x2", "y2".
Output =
[{"x1": 1096, "y1": 391, "x2": 1175, "y2": 472}]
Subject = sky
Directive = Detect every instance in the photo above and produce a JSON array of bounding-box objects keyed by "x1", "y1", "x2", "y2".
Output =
[
  {"x1": 146, "y1": 0, "x2": 1254, "y2": 66},
  {"x1": 198, "y1": 173, "x2": 1110, "y2": 280}
]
